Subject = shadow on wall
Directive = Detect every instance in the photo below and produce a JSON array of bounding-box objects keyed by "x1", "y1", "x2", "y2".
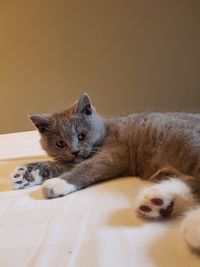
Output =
[{"x1": 0, "y1": 0, "x2": 200, "y2": 133}]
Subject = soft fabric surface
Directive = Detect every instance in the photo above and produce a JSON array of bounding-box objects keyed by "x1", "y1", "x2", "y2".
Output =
[{"x1": 0, "y1": 131, "x2": 199, "y2": 267}]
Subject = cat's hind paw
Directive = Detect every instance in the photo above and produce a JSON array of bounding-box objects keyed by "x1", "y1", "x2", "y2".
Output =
[
  {"x1": 135, "y1": 187, "x2": 174, "y2": 219},
  {"x1": 42, "y1": 178, "x2": 77, "y2": 199},
  {"x1": 10, "y1": 165, "x2": 43, "y2": 190},
  {"x1": 181, "y1": 207, "x2": 200, "y2": 253},
  {"x1": 135, "y1": 179, "x2": 194, "y2": 219}
]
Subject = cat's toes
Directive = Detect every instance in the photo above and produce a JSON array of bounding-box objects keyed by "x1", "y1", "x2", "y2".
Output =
[
  {"x1": 42, "y1": 178, "x2": 77, "y2": 199},
  {"x1": 10, "y1": 165, "x2": 33, "y2": 189},
  {"x1": 10, "y1": 165, "x2": 43, "y2": 189},
  {"x1": 135, "y1": 188, "x2": 174, "y2": 219},
  {"x1": 135, "y1": 179, "x2": 194, "y2": 219},
  {"x1": 181, "y1": 208, "x2": 200, "y2": 253}
]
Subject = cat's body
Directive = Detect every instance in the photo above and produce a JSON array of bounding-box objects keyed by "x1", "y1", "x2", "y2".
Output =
[
  {"x1": 10, "y1": 93, "x2": 200, "y2": 253},
  {"x1": 105, "y1": 112, "x2": 200, "y2": 180}
]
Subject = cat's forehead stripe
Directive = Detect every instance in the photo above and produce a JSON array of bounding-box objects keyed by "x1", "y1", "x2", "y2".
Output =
[
  {"x1": 50, "y1": 112, "x2": 74, "y2": 139},
  {"x1": 58, "y1": 117, "x2": 74, "y2": 139}
]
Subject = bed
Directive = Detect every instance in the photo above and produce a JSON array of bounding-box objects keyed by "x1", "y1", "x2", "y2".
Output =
[{"x1": 0, "y1": 131, "x2": 199, "y2": 267}]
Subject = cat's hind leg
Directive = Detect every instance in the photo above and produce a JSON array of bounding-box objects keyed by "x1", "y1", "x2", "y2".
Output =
[
  {"x1": 181, "y1": 207, "x2": 200, "y2": 253},
  {"x1": 149, "y1": 167, "x2": 180, "y2": 183},
  {"x1": 135, "y1": 178, "x2": 195, "y2": 219}
]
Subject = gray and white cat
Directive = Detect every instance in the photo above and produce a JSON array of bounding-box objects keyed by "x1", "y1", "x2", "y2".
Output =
[{"x1": 10, "y1": 93, "x2": 200, "y2": 252}]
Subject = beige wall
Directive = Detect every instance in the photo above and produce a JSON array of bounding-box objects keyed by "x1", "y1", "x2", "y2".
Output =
[{"x1": 0, "y1": 0, "x2": 200, "y2": 133}]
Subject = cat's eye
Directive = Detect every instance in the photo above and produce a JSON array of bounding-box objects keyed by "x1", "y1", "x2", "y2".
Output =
[
  {"x1": 78, "y1": 132, "x2": 86, "y2": 141},
  {"x1": 56, "y1": 140, "x2": 67, "y2": 148}
]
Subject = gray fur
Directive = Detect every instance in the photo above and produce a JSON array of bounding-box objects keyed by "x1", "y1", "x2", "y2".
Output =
[{"x1": 26, "y1": 94, "x2": 200, "y2": 198}]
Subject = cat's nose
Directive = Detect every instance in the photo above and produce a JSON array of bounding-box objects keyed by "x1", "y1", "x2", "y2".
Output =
[{"x1": 71, "y1": 150, "x2": 80, "y2": 156}]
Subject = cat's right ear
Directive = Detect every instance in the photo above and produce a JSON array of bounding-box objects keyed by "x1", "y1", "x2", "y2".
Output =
[
  {"x1": 76, "y1": 93, "x2": 93, "y2": 116},
  {"x1": 29, "y1": 114, "x2": 51, "y2": 134}
]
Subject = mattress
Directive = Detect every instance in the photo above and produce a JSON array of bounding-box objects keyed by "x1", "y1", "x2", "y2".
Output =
[{"x1": 0, "y1": 131, "x2": 199, "y2": 267}]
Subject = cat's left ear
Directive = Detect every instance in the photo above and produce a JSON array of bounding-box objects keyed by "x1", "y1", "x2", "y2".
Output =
[
  {"x1": 29, "y1": 113, "x2": 51, "y2": 134},
  {"x1": 76, "y1": 93, "x2": 93, "y2": 116}
]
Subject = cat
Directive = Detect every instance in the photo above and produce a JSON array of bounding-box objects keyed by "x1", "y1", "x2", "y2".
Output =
[{"x1": 10, "y1": 93, "x2": 200, "y2": 253}]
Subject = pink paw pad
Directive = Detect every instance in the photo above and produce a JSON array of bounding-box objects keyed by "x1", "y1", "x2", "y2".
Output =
[
  {"x1": 151, "y1": 198, "x2": 163, "y2": 206},
  {"x1": 139, "y1": 205, "x2": 152, "y2": 212},
  {"x1": 138, "y1": 197, "x2": 174, "y2": 218}
]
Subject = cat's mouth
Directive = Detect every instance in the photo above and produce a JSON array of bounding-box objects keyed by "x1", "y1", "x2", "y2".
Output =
[{"x1": 73, "y1": 157, "x2": 85, "y2": 163}]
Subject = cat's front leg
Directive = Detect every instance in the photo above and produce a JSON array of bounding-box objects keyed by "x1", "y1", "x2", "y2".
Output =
[
  {"x1": 42, "y1": 177, "x2": 77, "y2": 198},
  {"x1": 10, "y1": 161, "x2": 61, "y2": 190},
  {"x1": 42, "y1": 144, "x2": 129, "y2": 199}
]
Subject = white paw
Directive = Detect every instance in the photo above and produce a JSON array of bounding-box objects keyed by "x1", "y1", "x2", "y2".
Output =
[
  {"x1": 10, "y1": 165, "x2": 43, "y2": 190},
  {"x1": 42, "y1": 178, "x2": 77, "y2": 199},
  {"x1": 181, "y1": 207, "x2": 200, "y2": 252},
  {"x1": 135, "y1": 179, "x2": 194, "y2": 219}
]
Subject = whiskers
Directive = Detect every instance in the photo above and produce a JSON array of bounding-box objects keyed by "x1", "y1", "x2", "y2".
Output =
[
  {"x1": 53, "y1": 146, "x2": 101, "y2": 165},
  {"x1": 54, "y1": 156, "x2": 70, "y2": 165}
]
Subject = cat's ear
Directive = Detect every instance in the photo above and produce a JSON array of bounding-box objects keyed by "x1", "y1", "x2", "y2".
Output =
[
  {"x1": 29, "y1": 114, "x2": 51, "y2": 134},
  {"x1": 76, "y1": 93, "x2": 93, "y2": 116}
]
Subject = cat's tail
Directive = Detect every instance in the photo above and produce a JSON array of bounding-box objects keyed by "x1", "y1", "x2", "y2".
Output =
[{"x1": 181, "y1": 206, "x2": 200, "y2": 253}]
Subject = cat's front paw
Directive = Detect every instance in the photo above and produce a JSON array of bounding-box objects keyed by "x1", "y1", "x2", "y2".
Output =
[
  {"x1": 10, "y1": 164, "x2": 43, "y2": 190},
  {"x1": 135, "y1": 179, "x2": 194, "y2": 219},
  {"x1": 42, "y1": 178, "x2": 77, "y2": 199}
]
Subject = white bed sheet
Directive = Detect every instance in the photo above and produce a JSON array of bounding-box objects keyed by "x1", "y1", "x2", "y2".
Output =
[{"x1": 0, "y1": 131, "x2": 199, "y2": 267}]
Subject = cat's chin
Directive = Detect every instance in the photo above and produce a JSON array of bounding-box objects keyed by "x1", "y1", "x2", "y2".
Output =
[
  {"x1": 62, "y1": 158, "x2": 84, "y2": 164},
  {"x1": 73, "y1": 157, "x2": 85, "y2": 164},
  {"x1": 73, "y1": 153, "x2": 93, "y2": 163},
  {"x1": 73, "y1": 156, "x2": 90, "y2": 164},
  {"x1": 53, "y1": 153, "x2": 92, "y2": 164}
]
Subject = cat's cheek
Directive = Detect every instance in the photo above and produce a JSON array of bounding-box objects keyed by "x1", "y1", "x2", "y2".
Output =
[{"x1": 42, "y1": 178, "x2": 77, "y2": 199}]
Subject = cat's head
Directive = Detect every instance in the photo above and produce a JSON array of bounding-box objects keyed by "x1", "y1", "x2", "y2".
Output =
[{"x1": 29, "y1": 93, "x2": 106, "y2": 163}]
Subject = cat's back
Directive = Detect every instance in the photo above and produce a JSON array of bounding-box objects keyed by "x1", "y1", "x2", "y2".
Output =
[
  {"x1": 113, "y1": 112, "x2": 200, "y2": 177},
  {"x1": 111, "y1": 112, "x2": 200, "y2": 144},
  {"x1": 125, "y1": 111, "x2": 200, "y2": 126}
]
